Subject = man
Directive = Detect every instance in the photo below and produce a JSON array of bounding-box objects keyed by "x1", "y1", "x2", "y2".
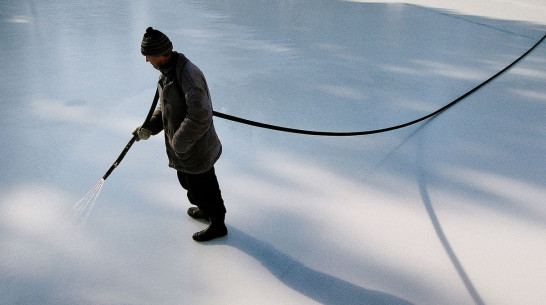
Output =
[{"x1": 134, "y1": 27, "x2": 227, "y2": 242}]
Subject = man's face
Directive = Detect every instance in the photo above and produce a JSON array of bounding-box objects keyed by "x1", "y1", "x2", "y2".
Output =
[{"x1": 146, "y1": 55, "x2": 169, "y2": 70}]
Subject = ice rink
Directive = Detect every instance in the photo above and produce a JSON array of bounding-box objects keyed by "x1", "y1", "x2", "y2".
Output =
[{"x1": 1, "y1": 1, "x2": 545, "y2": 304}]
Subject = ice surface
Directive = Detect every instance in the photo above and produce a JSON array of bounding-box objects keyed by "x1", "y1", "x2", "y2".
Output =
[{"x1": 1, "y1": 1, "x2": 545, "y2": 304}]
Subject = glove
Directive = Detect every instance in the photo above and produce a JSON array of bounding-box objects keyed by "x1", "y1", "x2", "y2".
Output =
[{"x1": 133, "y1": 126, "x2": 152, "y2": 141}]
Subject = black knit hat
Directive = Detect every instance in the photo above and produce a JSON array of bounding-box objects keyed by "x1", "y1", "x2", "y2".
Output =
[{"x1": 141, "y1": 27, "x2": 173, "y2": 56}]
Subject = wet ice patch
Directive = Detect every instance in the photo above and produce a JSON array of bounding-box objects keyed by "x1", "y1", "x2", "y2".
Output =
[
  {"x1": 30, "y1": 98, "x2": 141, "y2": 134},
  {"x1": 31, "y1": 98, "x2": 98, "y2": 125},
  {"x1": 5, "y1": 16, "x2": 31, "y2": 24}
]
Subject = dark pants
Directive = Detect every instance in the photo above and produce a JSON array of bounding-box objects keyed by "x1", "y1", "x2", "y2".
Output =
[{"x1": 177, "y1": 167, "x2": 226, "y2": 219}]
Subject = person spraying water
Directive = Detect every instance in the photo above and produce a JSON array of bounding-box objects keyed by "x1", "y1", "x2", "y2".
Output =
[
  {"x1": 74, "y1": 27, "x2": 227, "y2": 242},
  {"x1": 133, "y1": 27, "x2": 227, "y2": 242}
]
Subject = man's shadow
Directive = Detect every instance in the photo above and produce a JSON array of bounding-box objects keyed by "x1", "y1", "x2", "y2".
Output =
[{"x1": 208, "y1": 226, "x2": 414, "y2": 305}]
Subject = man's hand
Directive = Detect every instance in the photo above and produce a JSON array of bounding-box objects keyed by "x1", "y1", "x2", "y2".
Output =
[{"x1": 133, "y1": 126, "x2": 152, "y2": 141}]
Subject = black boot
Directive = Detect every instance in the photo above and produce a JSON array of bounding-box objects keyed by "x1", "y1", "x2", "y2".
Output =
[
  {"x1": 187, "y1": 207, "x2": 209, "y2": 221},
  {"x1": 192, "y1": 216, "x2": 228, "y2": 242}
]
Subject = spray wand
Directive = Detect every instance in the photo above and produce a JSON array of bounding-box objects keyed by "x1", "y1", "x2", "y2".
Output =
[{"x1": 73, "y1": 89, "x2": 160, "y2": 224}]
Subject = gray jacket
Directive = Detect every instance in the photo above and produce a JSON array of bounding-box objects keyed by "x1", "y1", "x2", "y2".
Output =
[{"x1": 146, "y1": 52, "x2": 222, "y2": 174}]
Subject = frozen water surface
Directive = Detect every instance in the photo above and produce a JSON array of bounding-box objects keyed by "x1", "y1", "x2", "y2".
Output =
[{"x1": 1, "y1": 0, "x2": 545, "y2": 304}]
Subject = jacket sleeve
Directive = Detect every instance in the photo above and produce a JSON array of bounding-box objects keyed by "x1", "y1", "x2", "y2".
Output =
[{"x1": 143, "y1": 107, "x2": 164, "y2": 135}]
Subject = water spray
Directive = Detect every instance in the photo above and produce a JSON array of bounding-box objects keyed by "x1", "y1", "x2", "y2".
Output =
[{"x1": 72, "y1": 89, "x2": 159, "y2": 224}]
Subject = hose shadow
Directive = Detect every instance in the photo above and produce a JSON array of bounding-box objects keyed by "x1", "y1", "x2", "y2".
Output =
[
  {"x1": 416, "y1": 136, "x2": 486, "y2": 305},
  {"x1": 218, "y1": 226, "x2": 415, "y2": 305},
  {"x1": 368, "y1": 113, "x2": 486, "y2": 304}
]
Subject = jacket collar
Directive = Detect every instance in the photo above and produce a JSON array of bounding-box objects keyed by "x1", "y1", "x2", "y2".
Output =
[{"x1": 159, "y1": 52, "x2": 188, "y2": 77}]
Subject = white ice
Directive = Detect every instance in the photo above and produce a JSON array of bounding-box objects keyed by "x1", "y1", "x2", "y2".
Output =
[{"x1": 1, "y1": 1, "x2": 545, "y2": 304}]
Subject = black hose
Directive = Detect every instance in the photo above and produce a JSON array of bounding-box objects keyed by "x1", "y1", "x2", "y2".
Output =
[{"x1": 213, "y1": 34, "x2": 545, "y2": 136}]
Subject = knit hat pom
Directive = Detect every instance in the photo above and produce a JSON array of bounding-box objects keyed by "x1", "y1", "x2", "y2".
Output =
[{"x1": 141, "y1": 27, "x2": 173, "y2": 56}]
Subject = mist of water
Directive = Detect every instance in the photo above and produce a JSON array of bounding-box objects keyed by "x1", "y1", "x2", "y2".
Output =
[{"x1": 72, "y1": 178, "x2": 105, "y2": 225}]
